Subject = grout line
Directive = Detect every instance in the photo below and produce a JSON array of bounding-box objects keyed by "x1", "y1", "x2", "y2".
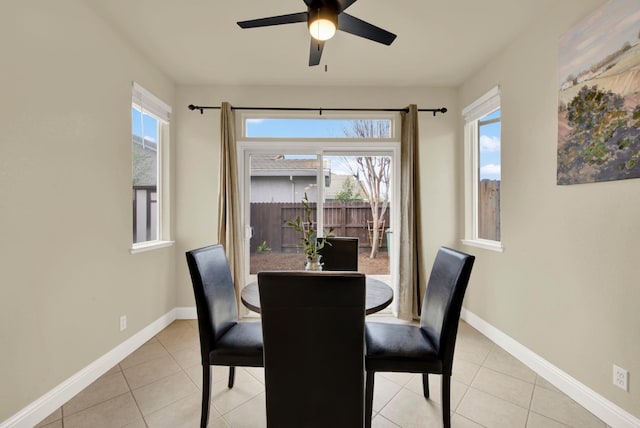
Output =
[
  {"x1": 454, "y1": 412, "x2": 489, "y2": 428},
  {"x1": 477, "y1": 364, "x2": 537, "y2": 388},
  {"x1": 117, "y1": 365, "x2": 147, "y2": 426},
  {"x1": 61, "y1": 391, "x2": 134, "y2": 426},
  {"x1": 526, "y1": 410, "x2": 573, "y2": 428},
  {"x1": 374, "y1": 372, "x2": 413, "y2": 418},
  {"x1": 527, "y1": 377, "x2": 537, "y2": 411},
  {"x1": 132, "y1": 324, "x2": 201, "y2": 423},
  {"x1": 374, "y1": 413, "x2": 401, "y2": 427}
]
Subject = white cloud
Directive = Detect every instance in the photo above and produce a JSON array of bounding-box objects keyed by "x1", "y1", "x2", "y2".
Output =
[
  {"x1": 480, "y1": 135, "x2": 500, "y2": 152},
  {"x1": 246, "y1": 118, "x2": 265, "y2": 124},
  {"x1": 480, "y1": 164, "x2": 501, "y2": 178}
]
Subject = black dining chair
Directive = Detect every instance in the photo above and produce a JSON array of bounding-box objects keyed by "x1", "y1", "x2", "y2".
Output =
[
  {"x1": 317, "y1": 236, "x2": 359, "y2": 271},
  {"x1": 185, "y1": 244, "x2": 264, "y2": 428},
  {"x1": 258, "y1": 271, "x2": 366, "y2": 428},
  {"x1": 364, "y1": 247, "x2": 475, "y2": 428}
]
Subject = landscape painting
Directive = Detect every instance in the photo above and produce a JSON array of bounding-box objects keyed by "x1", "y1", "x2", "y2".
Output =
[{"x1": 557, "y1": 0, "x2": 640, "y2": 185}]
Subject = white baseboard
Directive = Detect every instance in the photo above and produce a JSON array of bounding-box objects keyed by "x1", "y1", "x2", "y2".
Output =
[
  {"x1": 174, "y1": 306, "x2": 197, "y2": 319},
  {"x1": 1, "y1": 309, "x2": 179, "y2": 428},
  {"x1": 460, "y1": 308, "x2": 640, "y2": 428}
]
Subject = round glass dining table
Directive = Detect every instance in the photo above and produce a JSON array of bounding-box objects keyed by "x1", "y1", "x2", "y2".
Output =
[{"x1": 240, "y1": 276, "x2": 393, "y2": 315}]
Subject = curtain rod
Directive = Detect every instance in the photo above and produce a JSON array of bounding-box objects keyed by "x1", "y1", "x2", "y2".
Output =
[{"x1": 187, "y1": 104, "x2": 447, "y2": 117}]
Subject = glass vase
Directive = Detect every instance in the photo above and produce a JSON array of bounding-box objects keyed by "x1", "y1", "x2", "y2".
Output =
[{"x1": 304, "y1": 255, "x2": 323, "y2": 271}]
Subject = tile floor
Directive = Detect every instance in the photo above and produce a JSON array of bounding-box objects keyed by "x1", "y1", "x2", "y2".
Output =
[{"x1": 35, "y1": 317, "x2": 609, "y2": 428}]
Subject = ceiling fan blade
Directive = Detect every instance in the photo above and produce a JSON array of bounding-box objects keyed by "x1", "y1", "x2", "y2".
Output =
[
  {"x1": 237, "y1": 12, "x2": 307, "y2": 29},
  {"x1": 336, "y1": 0, "x2": 358, "y2": 12},
  {"x1": 338, "y1": 13, "x2": 396, "y2": 45},
  {"x1": 309, "y1": 39, "x2": 325, "y2": 66}
]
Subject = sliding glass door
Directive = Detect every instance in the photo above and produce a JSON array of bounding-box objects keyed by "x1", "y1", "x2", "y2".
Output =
[{"x1": 238, "y1": 114, "x2": 400, "y2": 295}]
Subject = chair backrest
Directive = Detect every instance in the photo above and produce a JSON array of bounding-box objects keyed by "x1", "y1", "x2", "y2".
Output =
[
  {"x1": 317, "y1": 237, "x2": 359, "y2": 271},
  {"x1": 185, "y1": 244, "x2": 239, "y2": 363},
  {"x1": 258, "y1": 271, "x2": 366, "y2": 428},
  {"x1": 420, "y1": 247, "x2": 475, "y2": 371}
]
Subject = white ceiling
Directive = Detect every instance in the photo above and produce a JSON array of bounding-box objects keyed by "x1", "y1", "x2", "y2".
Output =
[{"x1": 83, "y1": 0, "x2": 555, "y2": 87}]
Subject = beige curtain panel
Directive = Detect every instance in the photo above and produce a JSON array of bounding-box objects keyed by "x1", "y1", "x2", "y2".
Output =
[
  {"x1": 218, "y1": 102, "x2": 245, "y2": 309},
  {"x1": 397, "y1": 104, "x2": 423, "y2": 320}
]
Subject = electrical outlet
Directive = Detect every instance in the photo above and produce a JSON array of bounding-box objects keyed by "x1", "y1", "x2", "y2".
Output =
[
  {"x1": 119, "y1": 315, "x2": 127, "y2": 332},
  {"x1": 613, "y1": 365, "x2": 628, "y2": 391}
]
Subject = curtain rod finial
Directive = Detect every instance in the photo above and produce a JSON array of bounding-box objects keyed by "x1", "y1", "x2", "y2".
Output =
[{"x1": 188, "y1": 104, "x2": 204, "y2": 114}]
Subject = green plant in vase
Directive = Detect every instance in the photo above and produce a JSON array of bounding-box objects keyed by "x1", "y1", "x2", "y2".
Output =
[
  {"x1": 256, "y1": 240, "x2": 271, "y2": 253},
  {"x1": 285, "y1": 192, "x2": 334, "y2": 270}
]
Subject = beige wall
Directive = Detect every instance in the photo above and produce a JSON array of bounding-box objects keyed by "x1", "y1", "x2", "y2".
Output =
[
  {"x1": 0, "y1": 0, "x2": 176, "y2": 420},
  {"x1": 459, "y1": 0, "x2": 639, "y2": 416},
  {"x1": 174, "y1": 85, "x2": 460, "y2": 307}
]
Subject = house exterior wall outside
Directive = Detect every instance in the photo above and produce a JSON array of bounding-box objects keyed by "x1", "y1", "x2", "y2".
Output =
[
  {"x1": 459, "y1": 0, "x2": 639, "y2": 417},
  {"x1": 250, "y1": 177, "x2": 320, "y2": 203},
  {"x1": 251, "y1": 177, "x2": 294, "y2": 203},
  {"x1": 0, "y1": 0, "x2": 176, "y2": 421}
]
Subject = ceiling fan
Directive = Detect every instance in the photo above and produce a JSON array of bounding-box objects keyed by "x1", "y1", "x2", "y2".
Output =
[{"x1": 237, "y1": 0, "x2": 397, "y2": 66}]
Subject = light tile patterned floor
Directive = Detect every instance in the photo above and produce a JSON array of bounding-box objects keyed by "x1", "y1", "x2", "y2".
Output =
[{"x1": 35, "y1": 317, "x2": 608, "y2": 428}]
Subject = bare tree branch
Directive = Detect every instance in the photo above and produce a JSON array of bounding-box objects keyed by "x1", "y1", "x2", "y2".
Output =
[{"x1": 342, "y1": 120, "x2": 391, "y2": 258}]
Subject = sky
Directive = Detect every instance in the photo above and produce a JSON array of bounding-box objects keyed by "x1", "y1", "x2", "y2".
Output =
[
  {"x1": 246, "y1": 118, "x2": 390, "y2": 138},
  {"x1": 479, "y1": 110, "x2": 501, "y2": 181},
  {"x1": 132, "y1": 108, "x2": 158, "y2": 142}
]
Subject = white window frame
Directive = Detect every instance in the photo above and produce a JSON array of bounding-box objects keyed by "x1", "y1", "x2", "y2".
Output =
[
  {"x1": 461, "y1": 86, "x2": 504, "y2": 252},
  {"x1": 130, "y1": 82, "x2": 174, "y2": 254},
  {"x1": 237, "y1": 111, "x2": 401, "y2": 310},
  {"x1": 238, "y1": 110, "x2": 398, "y2": 141}
]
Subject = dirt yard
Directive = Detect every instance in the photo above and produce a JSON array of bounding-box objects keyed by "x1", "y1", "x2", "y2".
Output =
[{"x1": 250, "y1": 251, "x2": 389, "y2": 274}]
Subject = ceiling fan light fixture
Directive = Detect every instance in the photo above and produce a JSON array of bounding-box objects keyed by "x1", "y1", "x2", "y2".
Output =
[
  {"x1": 308, "y1": 7, "x2": 337, "y2": 41},
  {"x1": 309, "y1": 18, "x2": 336, "y2": 40},
  {"x1": 238, "y1": 0, "x2": 397, "y2": 66}
]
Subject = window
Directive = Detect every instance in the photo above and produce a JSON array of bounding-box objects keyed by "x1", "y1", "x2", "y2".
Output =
[
  {"x1": 245, "y1": 118, "x2": 393, "y2": 138},
  {"x1": 131, "y1": 82, "x2": 172, "y2": 252},
  {"x1": 462, "y1": 86, "x2": 503, "y2": 251},
  {"x1": 238, "y1": 113, "x2": 400, "y2": 294}
]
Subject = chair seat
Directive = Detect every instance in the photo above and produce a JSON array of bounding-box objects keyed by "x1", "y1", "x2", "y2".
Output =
[
  {"x1": 210, "y1": 322, "x2": 264, "y2": 367},
  {"x1": 365, "y1": 322, "x2": 443, "y2": 373}
]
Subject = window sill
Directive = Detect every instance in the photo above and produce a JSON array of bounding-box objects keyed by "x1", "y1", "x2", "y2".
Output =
[
  {"x1": 461, "y1": 239, "x2": 504, "y2": 253},
  {"x1": 130, "y1": 240, "x2": 175, "y2": 254}
]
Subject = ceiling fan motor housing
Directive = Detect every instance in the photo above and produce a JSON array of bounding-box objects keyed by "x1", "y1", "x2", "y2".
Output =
[{"x1": 307, "y1": 0, "x2": 339, "y2": 30}]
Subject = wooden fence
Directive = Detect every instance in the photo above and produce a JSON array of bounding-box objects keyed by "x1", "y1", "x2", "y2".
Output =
[
  {"x1": 250, "y1": 202, "x2": 390, "y2": 253},
  {"x1": 478, "y1": 180, "x2": 500, "y2": 241}
]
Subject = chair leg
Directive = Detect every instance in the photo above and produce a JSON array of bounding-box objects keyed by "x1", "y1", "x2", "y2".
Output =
[
  {"x1": 365, "y1": 371, "x2": 375, "y2": 428},
  {"x1": 422, "y1": 373, "x2": 430, "y2": 398},
  {"x1": 201, "y1": 365, "x2": 211, "y2": 428},
  {"x1": 228, "y1": 366, "x2": 235, "y2": 388},
  {"x1": 441, "y1": 374, "x2": 451, "y2": 428}
]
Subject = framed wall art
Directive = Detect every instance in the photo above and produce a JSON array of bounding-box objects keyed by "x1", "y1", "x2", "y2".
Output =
[{"x1": 557, "y1": 0, "x2": 640, "y2": 185}]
